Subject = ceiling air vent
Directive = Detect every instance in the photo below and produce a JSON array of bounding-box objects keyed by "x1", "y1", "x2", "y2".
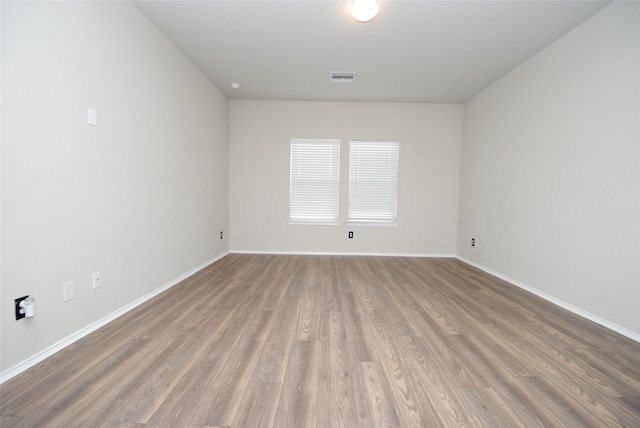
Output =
[{"x1": 331, "y1": 71, "x2": 356, "y2": 83}]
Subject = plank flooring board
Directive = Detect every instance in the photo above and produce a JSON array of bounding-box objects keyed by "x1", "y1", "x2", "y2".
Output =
[
  {"x1": 396, "y1": 335, "x2": 474, "y2": 427},
  {"x1": 487, "y1": 321, "x2": 626, "y2": 398},
  {"x1": 184, "y1": 426, "x2": 229, "y2": 428},
  {"x1": 352, "y1": 361, "x2": 401, "y2": 428},
  {"x1": 347, "y1": 264, "x2": 428, "y2": 426},
  {"x1": 259, "y1": 255, "x2": 302, "y2": 312},
  {"x1": 466, "y1": 352, "x2": 561, "y2": 426},
  {"x1": 9, "y1": 338, "x2": 152, "y2": 426},
  {"x1": 48, "y1": 333, "x2": 194, "y2": 428},
  {"x1": 402, "y1": 301, "x2": 444, "y2": 339},
  {"x1": 575, "y1": 331, "x2": 640, "y2": 378},
  {"x1": 538, "y1": 304, "x2": 634, "y2": 355},
  {"x1": 435, "y1": 296, "x2": 498, "y2": 336},
  {"x1": 360, "y1": 257, "x2": 423, "y2": 337},
  {"x1": 408, "y1": 318, "x2": 487, "y2": 390},
  {"x1": 430, "y1": 259, "x2": 490, "y2": 298},
  {"x1": 477, "y1": 377, "x2": 552, "y2": 427},
  {"x1": 533, "y1": 328, "x2": 640, "y2": 397},
  {"x1": 442, "y1": 290, "x2": 628, "y2": 396},
  {"x1": 105, "y1": 309, "x2": 235, "y2": 424},
  {"x1": 508, "y1": 376, "x2": 591, "y2": 428},
  {"x1": 448, "y1": 260, "x2": 562, "y2": 319},
  {"x1": 613, "y1": 396, "x2": 640, "y2": 425},
  {"x1": 320, "y1": 256, "x2": 342, "y2": 313},
  {"x1": 339, "y1": 284, "x2": 378, "y2": 363},
  {"x1": 2, "y1": 254, "x2": 640, "y2": 427},
  {"x1": 135, "y1": 277, "x2": 232, "y2": 342},
  {"x1": 439, "y1": 291, "x2": 499, "y2": 328},
  {"x1": 444, "y1": 335, "x2": 503, "y2": 388},
  {"x1": 439, "y1": 260, "x2": 515, "y2": 300},
  {"x1": 274, "y1": 340, "x2": 320, "y2": 427},
  {"x1": 450, "y1": 270, "x2": 543, "y2": 324},
  {"x1": 197, "y1": 310, "x2": 277, "y2": 426},
  {"x1": 231, "y1": 381, "x2": 283, "y2": 427},
  {"x1": 362, "y1": 325, "x2": 424, "y2": 427},
  {"x1": 98, "y1": 423, "x2": 146, "y2": 428},
  {"x1": 539, "y1": 369, "x2": 629, "y2": 427},
  {"x1": 0, "y1": 417, "x2": 23, "y2": 427},
  {"x1": 476, "y1": 317, "x2": 577, "y2": 378},
  {"x1": 485, "y1": 304, "x2": 577, "y2": 353},
  {"x1": 0, "y1": 340, "x2": 89, "y2": 414},
  {"x1": 1, "y1": 334, "x2": 133, "y2": 415},
  {"x1": 465, "y1": 325, "x2": 547, "y2": 378},
  {"x1": 352, "y1": 305, "x2": 425, "y2": 425},
  {"x1": 317, "y1": 378, "x2": 359, "y2": 428},
  {"x1": 296, "y1": 258, "x2": 323, "y2": 341},
  {"x1": 457, "y1": 387, "x2": 525, "y2": 428},
  {"x1": 392, "y1": 258, "x2": 457, "y2": 301},
  {"x1": 317, "y1": 311, "x2": 360, "y2": 428},
  {"x1": 251, "y1": 301, "x2": 301, "y2": 383},
  {"x1": 142, "y1": 307, "x2": 262, "y2": 426},
  {"x1": 248, "y1": 255, "x2": 296, "y2": 310},
  {"x1": 439, "y1": 330, "x2": 560, "y2": 426},
  {"x1": 523, "y1": 314, "x2": 592, "y2": 349},
  {"x1": 394, "y1": 279, "x2": 463, "y2": 335},
  {"x1": 209, "y1": 260, "x2": 275, "y2": 311},
  {"x1": 424, "y1": 313, "x2": 531, "y2": 387},
  {"x1": 537, "y1": 374, "x2": 629, "y2": 427},
  {"x1": 469, "y1": 287, "x2": 543, "y2": 328}
]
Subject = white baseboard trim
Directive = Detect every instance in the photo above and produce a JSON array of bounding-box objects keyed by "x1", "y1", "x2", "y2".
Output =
[
  {"x1": 0, "y1": 251, "x2": 229, "y2": 385},
  {"x1": 230, "y1": 250, "x2": 457, "y2": 258},
  {"x1": 456, "y1": 256, "x2": 640, "y2": 344}
]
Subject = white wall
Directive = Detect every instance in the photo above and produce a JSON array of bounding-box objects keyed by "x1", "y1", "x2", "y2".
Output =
[
  {"x1": 457, "y1": 1, "x2": 640, "y2": 337},
  {"x1": 1, "y1": 1, "x2": 229, "y2": 374},
  {"x1": 229, "y1": 100, "x2": 463, "y2": 255}
]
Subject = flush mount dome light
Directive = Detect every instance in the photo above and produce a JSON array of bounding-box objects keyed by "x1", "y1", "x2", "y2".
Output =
[{"x1": 352, "y1": 0, "x2": 379, "y2": 22}]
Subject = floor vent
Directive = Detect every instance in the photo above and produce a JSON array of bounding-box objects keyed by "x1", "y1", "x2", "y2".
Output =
[{"x1": 331, "y1": 71, "x2": 356, "y2": 83}]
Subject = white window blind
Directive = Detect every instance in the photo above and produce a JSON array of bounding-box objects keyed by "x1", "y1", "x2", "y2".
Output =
[
  {"x1": 290, "y1": 139, "x2": 341, "y2": 223},
  {"x1": 349, "y1": 140, "x2": 399, "y2": 223}
]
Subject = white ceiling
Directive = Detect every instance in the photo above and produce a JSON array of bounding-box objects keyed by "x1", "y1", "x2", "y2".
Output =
[{"x1": 133, "y1": 0, "x2": 611, "y2": 103}]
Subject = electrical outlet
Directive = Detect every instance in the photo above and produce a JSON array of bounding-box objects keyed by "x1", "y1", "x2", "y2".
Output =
[
  {"x1": 220, "y1": 231, "x2": 223, "y2": 239},
  {"x1": 92, "y1": 272, "x2": 101, "y2": 289},
  {"x1": 348, "y1": 231, "x2": 354, "y2": 239},
  {"x1": 63, "y1": 281, "x2": 75, "y2": 302},
  {"x1": 471, "y1": 238, "x2": 476, "y2": 247},
  {"x1": 15, "y1": 296, "x2": 29, "y2": 320}
]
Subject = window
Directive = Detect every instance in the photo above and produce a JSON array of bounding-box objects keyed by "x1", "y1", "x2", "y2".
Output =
[
  {"x1": 289, "y1": 139, "x2": 341, "y2": 223},
  {"x1": 349, "y1": 140, "x2": 399, "y2": 223}
]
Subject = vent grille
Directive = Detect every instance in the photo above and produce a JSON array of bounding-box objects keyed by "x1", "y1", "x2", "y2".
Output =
[{"x1": 331, "y1": 71, "x2": 356, "y2": 83}]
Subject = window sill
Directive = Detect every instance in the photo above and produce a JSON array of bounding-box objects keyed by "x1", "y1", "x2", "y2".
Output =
[
  {"x1": 346, "y1": 221, "x2": 399, "y2": 227},
  {"x1": 289, "y1": 220, "x2": 341, "y2": 226}
]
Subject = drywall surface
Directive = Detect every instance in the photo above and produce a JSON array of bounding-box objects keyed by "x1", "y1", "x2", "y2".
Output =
[
  {"x1": 458, "y1": 1, "x2": 640, "y2": 335},
  {"x1": 1, "y1": 2, "x2": 228, "y2": 373},
  {"x1": 229, "y1": 100, "x2": 463, "y2": 255}
]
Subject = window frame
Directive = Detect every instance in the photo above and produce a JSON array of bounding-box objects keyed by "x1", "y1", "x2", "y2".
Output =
[
  {"x1": 348, "y1": 140, "x2": 400, "y2": 225},
  {"x1": 289, "y1": 138, "x2": 341, "y2": 225}
]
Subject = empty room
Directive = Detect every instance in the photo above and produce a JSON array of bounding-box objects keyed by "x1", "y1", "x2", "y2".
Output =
[{"x1": 1, "y1": 0, "x2": 639, "y2": 426}]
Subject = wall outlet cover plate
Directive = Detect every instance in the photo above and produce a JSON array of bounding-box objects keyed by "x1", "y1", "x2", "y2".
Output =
[{"x1": 15, "y1": 295, "x2": 29, "y2": 320}]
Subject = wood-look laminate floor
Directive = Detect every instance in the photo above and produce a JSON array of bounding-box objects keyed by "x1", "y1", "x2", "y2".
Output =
[{"x1": 2, "y1": 254, "x2": 640, "y2": 427}]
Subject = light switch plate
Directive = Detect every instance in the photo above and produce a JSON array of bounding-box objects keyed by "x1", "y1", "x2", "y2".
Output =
[
  {"x1": 88, "y1": 108, "x2": 97, "y2": 126},
  {"x1": 63, "y1": 281, "x2": 75, "y2": 302},
  {"x1": 92, "y1": 272, "x2": 101, "y2": 289}
]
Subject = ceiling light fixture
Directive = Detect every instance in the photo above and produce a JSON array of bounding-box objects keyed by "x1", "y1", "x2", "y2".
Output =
[
  {"x1": 230, "y1": 82, "x2": 240, "y2": 89},
  {"x1": 352, "y1": 0, "x2": 379, "y2": 22}
]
